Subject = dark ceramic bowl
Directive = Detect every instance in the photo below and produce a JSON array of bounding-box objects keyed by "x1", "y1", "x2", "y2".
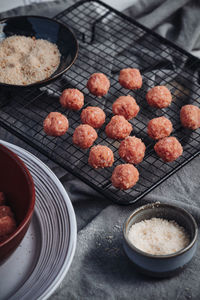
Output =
[
  {"x1": 0, "y1": 143, "x2": 35, "y2": 263},
  {"x1": 123, "y1": 203, "x2": 198, "y2": 277},
  {"x1": 0, "y1": 15, "x2": 78, "y2": 89}
]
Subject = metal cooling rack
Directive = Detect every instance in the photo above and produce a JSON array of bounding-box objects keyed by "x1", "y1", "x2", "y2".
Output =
[{"x1": 0, "y1": 0, "x2": 200, "y2": 204}]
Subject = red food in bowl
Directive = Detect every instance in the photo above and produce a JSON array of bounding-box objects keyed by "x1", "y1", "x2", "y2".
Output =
[
  {"x1": 0, "y1": 206, "x2": 15, "y2": 218},
  {"x1": 0, "y1": 144, "x2": 35, "y2": 264},
  {"x1": 0, "y1": 216, "x2": 16, "y2": 240},
  {"x1": 0, "y1": 192, "x2": 6, "y2": 205}
]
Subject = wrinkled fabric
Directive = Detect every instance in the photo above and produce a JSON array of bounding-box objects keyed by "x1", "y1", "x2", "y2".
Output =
[
  {"x1": 0, "y1": 1, "x2": 200, "y2": 299},
  {"x1": 124, "y1": 0, "x2": 200, "y2": 55}
]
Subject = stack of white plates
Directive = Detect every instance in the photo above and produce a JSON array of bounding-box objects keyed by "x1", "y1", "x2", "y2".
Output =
[{"x1": 0, "y1": 140, "x2": 77, "y2": 300}]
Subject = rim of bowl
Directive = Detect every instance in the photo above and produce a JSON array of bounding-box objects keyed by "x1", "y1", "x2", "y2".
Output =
[
  {"x1": 123, "y1": 202, "x2": 198, "y2": 259},
  {"x1": 0, "y1": 144, "x2": 35, "y2": 247},
  {"x1": 0, "y1": 15, "x2": 79, "y2": 88}
]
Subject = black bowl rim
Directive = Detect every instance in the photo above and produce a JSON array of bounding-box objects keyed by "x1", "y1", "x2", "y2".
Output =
[
  {"x1": 0, "y1": 143, "x2": 35, "y2": 247},
  {"x1": 0, "y1": 15, "x2": 79, "y2": 88},
  {"x1": 123, "y1": 202, "x2": 198, "y2": 259}
]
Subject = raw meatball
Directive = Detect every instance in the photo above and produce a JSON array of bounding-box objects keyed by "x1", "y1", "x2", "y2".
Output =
[
  {"x1": 0, "y1": 206, "x2": 14, "y2": 218},
  {"x1": 73, "y1": 124, "x2": 97, "y2": 149},
  {"x1": 147, "y1": 116, "x2": 173, "y2": 140},
  {"x1": 111, "y1": 164, "x2": 139, "y2": 190},
  {"x1": 88, "y1": 145, "x2": 114, "y2": 168},
  {"x1": 81, "y1": 106, "x2": 106, "y2": 128},
  {"x1": 146, "y1": 86, "x2": 172, "y2": 108},
  {"x1": 87, "y1": 73, "x2": 110, "y2": 96},
  {"x1": 60, "y1": 88, "x2": 84, "y2": 111},
  {"x1": 154, "y1": 137, "x2": 183, "y2": 162},
  {"x1": 119, "y1": 136, "x2": 146, "y2": 164},
  {"x1": 43, "y1": 112, "x2": 69, "y2": 136},
  {"x1": 180, "y1": 104, "x2": 200, "y2": 130},
  {"x1": 0, "y1": 216, "x2": 16, "y2": 238},
  {"x1": 112, "y1": 95, "x2": 140, "y2": 120},
  {"x1": 119, "y1": 68, "x2": 142, "y2": 89},
  {"x1": 105, "y1": 115, "x2": 132, "y2": 139},
  {"x1": 0, "y1": 192, "x2": 5, "y2": 205}
]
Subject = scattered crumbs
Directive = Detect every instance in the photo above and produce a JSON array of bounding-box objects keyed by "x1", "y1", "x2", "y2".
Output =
[{"x1": 94, "y1": 232, "x2": 121, "y2": 257}]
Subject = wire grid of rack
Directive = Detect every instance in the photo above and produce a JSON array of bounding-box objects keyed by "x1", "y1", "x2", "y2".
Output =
[{"x1": 0, "y1": 0, "x2": 200, "y2": 204}]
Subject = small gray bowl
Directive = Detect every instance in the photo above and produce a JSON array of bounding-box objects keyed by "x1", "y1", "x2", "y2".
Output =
[{"x1": 123, "y1": 203, "x2": 198, "y2": 278}]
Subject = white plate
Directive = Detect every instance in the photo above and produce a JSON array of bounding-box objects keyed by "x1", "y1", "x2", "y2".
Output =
[{"x1": 0, "y1": 140, "x2": 77, "y2": 300}]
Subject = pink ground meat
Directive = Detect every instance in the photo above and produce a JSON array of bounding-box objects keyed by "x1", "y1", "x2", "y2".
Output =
[
  {"x1": 81, "y1": 106, "x2": 106, "y2": 128},
  {"x1": 73, "y1": 124, "x2": 97, "y2": 149},
  {"x1": 112, "y1": 95, "x2": 140, "y2": 120},
  {"x1": 111, "y1": 164, "x2": 139, "y2": 190},
  {"x1": 154, "y1": 137, "x2": 183, "y2": 162},
  {"x1": 59, "y1": 88, "x2": 84, "y2": 111},
  {"x1": 119, "y1": 136, "x2": 146, "y2": 164},
  {"x1": 146, "y1": 86, "x2": 172, "y2": 108},
  {"x1": 180, "y1": 104, "x2": 200, "y2": 130},
  {"x1": 43, "y1": 112, "x2": 69, "y2": 136},
  {"x1": 87, "y1": 73, "x2": 110, "y2": 96},
  {"x1": 147, "y1": 116, "x2": 173, "y2": 140},
  {"x1": 119, "y1": 68, "x2": 142, "y2": 89},
  {"x1": 105, "y1": 115, "x2": 132, "y2": 139},
  {"x1": 88, "y1": 145, "x2": 114, "y2": 168},
  {"x1": 0, "y1": 192, "x2": 5, "y2": 205}
]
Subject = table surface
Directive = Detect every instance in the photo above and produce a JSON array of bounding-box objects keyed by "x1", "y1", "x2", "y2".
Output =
[{"x1": 0, "y1": 1, "x2": 200, "y2": 299}]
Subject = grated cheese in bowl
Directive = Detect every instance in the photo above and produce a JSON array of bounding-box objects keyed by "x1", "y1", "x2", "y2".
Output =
[
  {"x1": 0, "y1": 35, "x2": 61, "y2": 85},
  {"x1": 128, "y1": 217, "x2": 190, "y2": 255}
]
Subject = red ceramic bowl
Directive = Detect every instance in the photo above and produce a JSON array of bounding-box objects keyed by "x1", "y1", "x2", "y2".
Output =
[{"x1": 0, "y1": 143, "x2": 35, "y2": 263}]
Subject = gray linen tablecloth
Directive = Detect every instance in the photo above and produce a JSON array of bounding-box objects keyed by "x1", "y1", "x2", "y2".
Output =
[{"x1": 1, "y1": 0, "x2": 200, "y2": 299}]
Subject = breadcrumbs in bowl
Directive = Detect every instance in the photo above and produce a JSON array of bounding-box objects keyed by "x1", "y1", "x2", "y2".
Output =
[
  {"x1": 0, "y1": 15, "x2": 78, "y2": 88},
  {"x1": 123, "y1": 203, "x2": 198, "y2": 277},
  {"x1": 0, "y1": 36, "x2": 61, "y2": 86}
]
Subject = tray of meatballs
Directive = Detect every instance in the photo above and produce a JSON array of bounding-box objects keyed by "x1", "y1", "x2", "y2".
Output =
[
  {"x1": 42, "y1": 67, "x2": 200, "y2": 204},
  {"x1": 1, "y1": 5, "x2": 199, "y2": 205}
]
